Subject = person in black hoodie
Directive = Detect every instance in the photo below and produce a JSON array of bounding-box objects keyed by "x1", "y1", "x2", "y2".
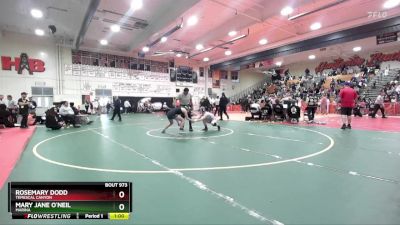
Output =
[
  {"x1": 219, "y1": 93, "x2": 230, "y2": 120},
  {"x1": 110, "y1": 97, "x2": 122, "y2": 121},
  {"x1": 0, "y1": 104, "x2": 14, "y2": 127},
  {"x1": 45, "y1": 107, "x2": 64, "y2": 130}
]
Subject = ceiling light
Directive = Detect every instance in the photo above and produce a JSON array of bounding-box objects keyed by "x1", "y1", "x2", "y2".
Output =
[
  {"x1": 275, "y1": 61, "x2": 282, "y2": 66},
  {"x1": 131, "y1": 0, "x2": 143, "y2": 10},
  {"x1": 110, "y1": 24, "x2": 120, "y2": 32},
  {"x1": 228, "y1": 31, "x2": 237, "y2": 36},
  {"x1": 259, "y1": 38, "x2": 268, "y2": 45},
  {"x1": 176, "y1": 53, "x2": 182, "y2": 57},
  {"x1": 100, "y1": 39, "x2": 108, "y2": 45},
  {"x1": 196, "y1": 44, "x2": 204, "y2": 50},
  {"x1": 187, "y1": 15, "x2": 198, "y2": 26},
  {"x1": 35, "y1": 29, "x2": 44, "y2": 36},
  {"x1": 142, "y1": 46, "x2": 149, "y2": 52},
  {"x1": 30, "y1": 9, "x2": 43, "y2": 18},
  {"x1": 280, "y1": 6, "x2": 293, "y2": 16},
  {"x1": 161, "y1": 36, "x2": 167, "y2": 43},
  {"x1": 203, "y1": 57, "x2": 210, "y2": 62},
  {"x1": 308, "y1": 55, "x2": 316, "y2": 60},
  {"x1": 353, "y1": 46, "x2": 362, "y2": 52},
  {"x1": 225, "y1": 50, "x2": 232, "y2": 56},
  {"x1": 383, "y1": 0, "x2": 400, "y2": 8},
  {"x1": 310, "y1": 22, "x2": 322, "y2": 30}
]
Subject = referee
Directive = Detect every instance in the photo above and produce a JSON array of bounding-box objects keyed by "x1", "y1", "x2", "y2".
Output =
[{"x1": 176, "y1": 88, "x2": 193, "y2": 131}]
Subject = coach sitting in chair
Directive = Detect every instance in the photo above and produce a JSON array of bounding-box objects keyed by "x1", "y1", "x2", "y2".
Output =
[
  {"x1": 250, "y1": 101, "x2": 261, "y2": 120},
  {"x1": 273, "y1": 99, "x2": 285, "y2": 121},
  {"x1": 0, "y1": 104, "x2": 14, "y2": 127},
  {"x1": 261, "y1": 100, "x2": 273, "y2": 121},
  {"x1": 59, "y1": 101, "x2": 79, "y2": 128},
  {"x1": 287, "y1": 100, "x2": 301, "y2": 123}
]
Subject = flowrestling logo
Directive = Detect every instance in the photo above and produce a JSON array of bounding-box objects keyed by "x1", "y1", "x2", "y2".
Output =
[{"x1": 1, "y1": 53, "x2": 45, "y2": 75}]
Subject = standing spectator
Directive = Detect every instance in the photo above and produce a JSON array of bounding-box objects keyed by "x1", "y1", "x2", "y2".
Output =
[
  {"x1": 219, "y1": 93, "x2": 230, "y2": 120},
  {"x1": 89, "y1": 101, "x2": 93, "y2": 114},
  {"x1": 111, "y1": 97, "x2": 122, "y2": 121},
  {"x1": 6, "y1": 95, "x2": 18, "y2": 123},
  {"x1": 339, "y1": 83, "x2": 358, "y2": 129},
  {"x1": 371, "y1": 91, "x2": 387, "y2": 118},
  {"x1": 29, "y1": 97, "x2": 37, "y2": 125},
  {"x1": 320, "y1": 94, "x2": 328, "y2": 115},
  {"x1": 306, "y1": 92, "x2": 318, "y2": 123},
  {"x1": 92, "y1": 99, "x2": 100, "y2": 115},
  {"x1": 106, "y1": 101, "x2": 111, "y2": 114},
  {"x1": 124, "y1": 100, "x2": 131, "y2": 114},
  {"x1": 18, "y1": 92, "x2": 30, "y2": 129},
  {"x1": 84, "y1": 100, "x2": 90, "y2": 113},
  {"x1": 213, "y1": 96, "x2": 220, "y2": 116}
]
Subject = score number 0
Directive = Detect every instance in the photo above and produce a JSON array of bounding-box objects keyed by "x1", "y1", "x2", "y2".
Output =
[{"x1": 119, "y1": 191, "x2": 125, "y2": 211}]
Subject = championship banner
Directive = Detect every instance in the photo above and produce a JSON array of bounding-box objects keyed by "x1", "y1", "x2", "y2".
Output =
[{"x1": 212, "y1": 70, "x2": 220, "y2": 88}]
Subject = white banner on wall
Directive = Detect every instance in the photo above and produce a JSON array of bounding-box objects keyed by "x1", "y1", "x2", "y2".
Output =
[{"x1": 64, "y1": 64, "x2": 206, "y2": 97}]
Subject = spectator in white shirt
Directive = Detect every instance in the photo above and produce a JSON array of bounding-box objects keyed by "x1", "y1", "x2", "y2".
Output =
[
  {"x1": 6, "y1": 95, "x2": 18, "y2": 123},
  {"x1": 124, "y1": 100, "x2": 131, "y2": 114},
  {"x1": 59, "y1": 101, "x2": 78, "y2": 127}
]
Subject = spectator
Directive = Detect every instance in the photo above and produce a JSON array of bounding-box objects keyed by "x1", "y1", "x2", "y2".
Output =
[
  {"x1": 45, "y1": 107, "x2": 64, "y2": 130},
  {"x1": 111, "y1": 97, "x2": 122, "y2": 122},
  {"x1": 84, "y1": 100, "x2": 90, "y2": 113},
  {"x1": 0, "y1": 95, "x2": 5, "y2": 106},
  {"x1": 70, "y1": 102, "x2": 79, "y2": 115},
  {"x1": 0, "y1": 104, "x2": 14, "y2": 127},
  {"x1": 92, "y1": 99, "x2": 100, "y2": 115},
  {"x1": 106, "y1": 101, "x2": 111, "y2": 114},
  {"x1": 59, "y1": 101, "x2": 78, "y2": 127},
  {"x1": 124, "y1": 100, "x2": 131, "y2": 114},
  {"x1": 6, "y1": 95, "x2": 17, "y2": 123},
  {"x1": 320, "y1": 94, "x2": 328, "y2": 115},
  {"x1": 213, "y1": 96, "x2": 220, "y2": 116},
  {"x1": 306, "y1": 91, "x2": 318, "y2": 123},
  {"x1": 18, "y1": 92, "x2": 30, "y2": 129},
  {"x1": 29, "y1": 97, "x2": 37, "y2": 124},
  {"x1": 219, "y1": 93, "x2": 230, "y2": 120},
  {"x1": 273, "y1": 99, "x2": 284, "y2": 121}
]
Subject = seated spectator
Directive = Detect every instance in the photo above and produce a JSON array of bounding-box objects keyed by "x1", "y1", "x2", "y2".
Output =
[
  {"x1": 287, "y1": 101, "x2": 301, "y2": 123},
  {"x1": 353, "y1": 102, "x2": 363, "y2": 117},
  {"x1": 273, "y1": 99, "x2": 285, "y2": 121},
  {"x1": 0, "y1": 104, "x2": 14, "y2": 127},
  {"x1": 70, "y1": 102, "x2": 79, "y2": 115},
  {"x1": 0, "y1": 94, "x2": 5, "y2": 106},
  {"x1": 59, "y1": 101, "x2": 79, "y2": 127},
  {"x1": 250, "y1": 101, "x2": 261, "y2": 119},
  {"x1": 45, "y1": 107, "x2": 64, "y2": 130}
]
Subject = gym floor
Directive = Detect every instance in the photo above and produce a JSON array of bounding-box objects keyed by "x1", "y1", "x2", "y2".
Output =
[{"x1": 1, "y1": 113, "x2": 400, "y2": 225}]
